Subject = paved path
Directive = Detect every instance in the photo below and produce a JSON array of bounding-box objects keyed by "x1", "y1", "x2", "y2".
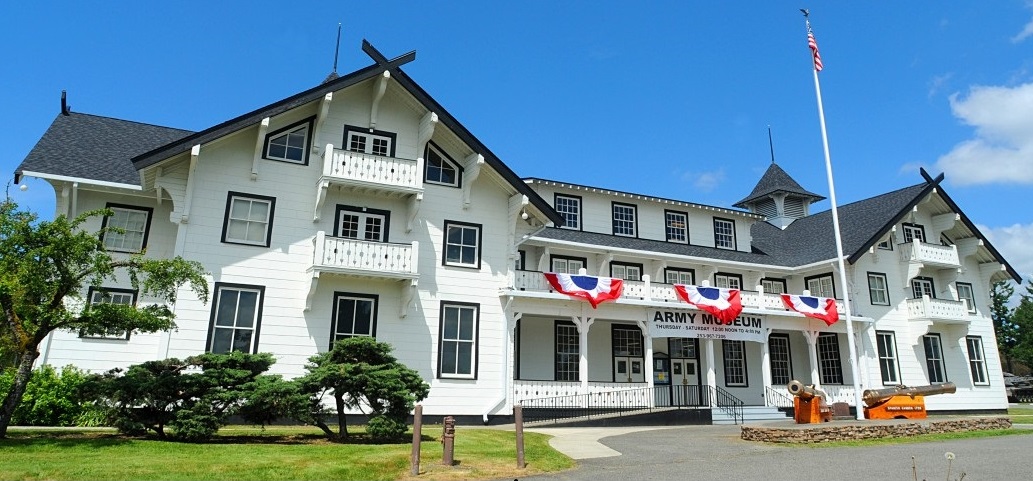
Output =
[{"x1": 512, "y1": 422, "x2": 1033, "y2": 481}]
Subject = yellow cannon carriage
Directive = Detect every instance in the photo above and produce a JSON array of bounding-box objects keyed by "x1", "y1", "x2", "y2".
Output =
[{"x1": 862, "y1": 382, "x2": 956, "y2": 420}]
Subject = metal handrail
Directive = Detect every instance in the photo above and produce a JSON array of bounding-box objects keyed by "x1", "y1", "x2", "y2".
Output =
[
  {"x1": 764, "y1": 385, "x2": 795, "y2": 408},
  {"x1": 519, "y1": 385, "x2": 708, "y2": 425},
  {"x1": 711, "y1": 386, "x2": 745, "y2": 424}
]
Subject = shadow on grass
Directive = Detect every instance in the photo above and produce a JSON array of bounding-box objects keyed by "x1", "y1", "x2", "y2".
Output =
[{"x1": 3, "y1": 431, "x2": 438, "y2": 446}]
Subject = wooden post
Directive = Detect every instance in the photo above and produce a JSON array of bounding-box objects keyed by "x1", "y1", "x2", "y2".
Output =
[
  {"x1": 441, "y1": 416, "x2": 456, "y2": 466},
  {"x1": 410, "y1": 405, "x2": 422, "y2": 476},
  {"x1": 514, "y1": 404, "x2": 526, "y2": 469}
]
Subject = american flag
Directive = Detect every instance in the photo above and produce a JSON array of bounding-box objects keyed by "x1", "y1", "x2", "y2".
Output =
[{"x1": 808, "y1": 30, "x2": 824, "y2": 71}]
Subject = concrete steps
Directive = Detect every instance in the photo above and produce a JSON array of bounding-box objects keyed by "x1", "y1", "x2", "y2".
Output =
[{"x1": 712, "y1": 405, "x2": 792, "y2": 425}]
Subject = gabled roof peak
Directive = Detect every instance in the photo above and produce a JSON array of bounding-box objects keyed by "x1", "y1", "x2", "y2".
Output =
[{"x1": 733, "y1": 162, "x2": 825, "y2": 208}]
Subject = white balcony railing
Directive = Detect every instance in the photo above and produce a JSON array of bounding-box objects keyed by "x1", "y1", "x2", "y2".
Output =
[
  {"x1": 512, "y1": 379, "x2": 647, "y2": 403},
  {"x1": 312, "y1": 232, "x2": 418, "y2": 278},
  {"x1": 905, "y1": 296, "x2": 968, "y2": 323},
  {"x1": 321, "y1": 146, "x2": 423, "y2": 192},
  {"x1": 899, "y1": 241, "x2": 960, "y2": 268},
  {"x1": 512, "y1": 270, "x2": 847, "y2": 315}
]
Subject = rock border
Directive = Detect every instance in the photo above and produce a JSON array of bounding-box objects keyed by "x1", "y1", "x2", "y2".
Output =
[{"x1": 741, "y1": 417, "x2": 1013, "y2": 443}]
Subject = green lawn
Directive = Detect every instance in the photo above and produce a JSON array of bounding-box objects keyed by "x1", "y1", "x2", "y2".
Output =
[{"x1": 0, "y1": 425, "x2": 575, "y2": 481}]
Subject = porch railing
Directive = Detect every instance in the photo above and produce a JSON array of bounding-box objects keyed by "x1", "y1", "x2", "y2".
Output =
[
  {"x1": 764, "y1": 385, "x2": 795, "y2": 409},
  {"x1": 712, "y1": 386, "x2": 744, "y2": 425},
  {"x1": 321, "y1": 146, "x2": 423, "y2": 192},
  {"x1": 519, "y1": 385, "x2": 709, "y2": 425}
]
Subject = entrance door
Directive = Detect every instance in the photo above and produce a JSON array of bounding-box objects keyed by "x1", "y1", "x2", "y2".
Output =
[
  {"x1": 614, "y1": 357, "x2": 645, "y2": 383},
  {"x1": 671, "y1": 359, "x2": 700, "y2": 406}
]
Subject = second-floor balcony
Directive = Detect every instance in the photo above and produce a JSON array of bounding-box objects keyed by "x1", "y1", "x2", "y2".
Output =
[
  {"x1": 511, "y1": 270, "x2": 847, "y2": 315},
  {"x1": 311, "y1": 231, "x2": 419, "y2": 280},
  {"x1": 905, "y1": 296, "x2": 969, "y2": 324},
  {"x1": 320, "y1": 145, "x2": 424, "y2": 196},
  {"x1": 898, "y1": 241, "x2": 960, "y2": 268}
]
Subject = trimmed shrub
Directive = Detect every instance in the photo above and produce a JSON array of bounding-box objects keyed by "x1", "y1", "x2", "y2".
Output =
[{"x1": 0, "y1": 364, "x2": 103, "y2": 426}]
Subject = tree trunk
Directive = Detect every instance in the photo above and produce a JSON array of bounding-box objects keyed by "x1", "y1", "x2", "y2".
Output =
[
  {"x1": 335, "y1": 393, "x2": 348, "y2": 439},
  {"x1": 0, "y1": 349, "x2": 40, "y2": 438}
]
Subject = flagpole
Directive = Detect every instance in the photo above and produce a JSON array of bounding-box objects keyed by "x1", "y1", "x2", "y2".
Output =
[{"x1": 803, "y1": 12, "x2": 865, "y2": 420}]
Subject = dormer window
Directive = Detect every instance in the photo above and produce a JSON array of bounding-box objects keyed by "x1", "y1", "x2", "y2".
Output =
[
  {"x1": 425, "y1": 142, "x2": 460, "y2": 187},
  {"x1": 343, "y1": 125, "x2": 396, "y2": 157},
  {"x1": 264, "y1": 118, "x2": 313, "y2": 164}
]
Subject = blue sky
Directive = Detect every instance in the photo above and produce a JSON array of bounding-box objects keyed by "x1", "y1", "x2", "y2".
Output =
[{"x1": 4, "y1": 1, "x2": 1033, "y2": 282}]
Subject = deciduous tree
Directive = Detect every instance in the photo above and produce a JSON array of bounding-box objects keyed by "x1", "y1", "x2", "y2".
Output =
[
  {"x1": 990, "y1": 280, "x2": 1018, "y2": 372},
  {"x1": 0, "y1": 199, "x2": 208, "y2": 437}
]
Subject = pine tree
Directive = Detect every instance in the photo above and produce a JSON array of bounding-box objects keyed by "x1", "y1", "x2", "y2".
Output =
[{"x1": 990, "y1": 281, "x2": 1017, "y2": 372}]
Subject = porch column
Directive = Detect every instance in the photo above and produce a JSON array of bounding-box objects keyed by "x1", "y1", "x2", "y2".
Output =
[
  {"x1": 705, "y1": 339, "x2": 717, "y2": 406},
  {"x1": 573, "y1": 314, "x2": 595, "y2": 396},
  {"x1": 803, "y1": 330, "x2": 821, "y2": 389},
  {"x1": 636, "y1": 319, "x2": 654, "y2": 408},
  {"x1": 760, "y1": 328, "x2": 772, "y2": 399}
]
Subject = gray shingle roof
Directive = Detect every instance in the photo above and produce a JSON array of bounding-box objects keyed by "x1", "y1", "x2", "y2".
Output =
[
  {"x1": 15, "y1": 112, "x2": 193, "y2": 186},
  {"x1": 733, "y1": 163, "x2": 825, "y2": 208},
  {"x1": 535, "y1": 227, "x2": 781, "y2": 266}
]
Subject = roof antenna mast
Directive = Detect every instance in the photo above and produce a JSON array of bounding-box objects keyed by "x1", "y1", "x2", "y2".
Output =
[
  {"x1": 767, "y1": 125, "x2": 776, "y2": 164},
  {"x1": 332, "y1": 23, "x2": 342, "y2": 74}
]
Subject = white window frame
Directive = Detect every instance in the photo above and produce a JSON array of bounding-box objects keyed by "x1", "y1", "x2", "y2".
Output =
[
  {"x1": 722, "y1": 340, "x2": 747, "y2": 387},
  {"x1": 345, "y1": 126, "x2": 394, "y2": 157},
  {"x1": 551, "y1": 256, "x2": 586, "y2": 275},
  {"x1": 610, "y1": 262, "x2": 642, "y2": 281},
  {"x1": 817, "y1": 333, "x2": 844, "y2": 385},
  {"x1": 868, "y1": 272, "x2": 890, "y2": 306},
  {"x1": 911, "y1": 277, "x2": 935, "y2": 299},
  {"x1": 207, "y1": 283, "x2": 264, "y2": 354},
  {"x1": 876, "y1": 331, "x2": 900, "y2": 385},
  {"x1": 335, "y1": 206, "x2": 389, "y2": 242},
  {"x1": 555, "y1": 194, "x2": 582, "y2": 230},
  {"x1": 222, "y1": 192, "x2": 275, "y2": 247},
  {"x1": 263, "y1": 117, "x2": 312, "y2": 164},
  {"x1": 442, "y1": 220, "x2": 481, "y2": 269},
  {"x1": 923, "y1": 333, "x2": 947, "y2": 383},
  {"x1": 665, "y1": 268, "x2": 695, "y2": 285},
  {"x1": 714, "y1": 273, "x2": 742, "y2": 290},
  {"x1": 806, "y1": 274, "x2": 835, "y2": 298},
  {"x1": 665, "y1": 210, "x2": 688, "y2": 243},
  {"x1": 761, "y1": 278, "x2": 786, "y2": 295},
  {"x1": 612, "y1": 202, "x2": 637, "y2": 237},
  {"x1": 101, "y1": 204, "x2": 152, "y2": 253},
  {"x1": 713, "y1": 217, "x2": 736, "y2": 250},
  {"x1": 331, "y1": 292, "x2": 378, "y2": 346},
  {"x1": 902, "y1": 223, "x2": 926, "y2": 243},
  {"x1": 425, "y1": 142, "x2": 460, "y2": 187},
  {"x1": 956, "y1": 282, "x2": 976, "y2": 314},
  {"x1": 966, "y1": 336, "x2": 988, "y2": 385},
  {"x1": 80, "y1": 287, "x2": 136, "y2": 340},
  {"x1": 555, "y1": 321, "x2": 579, "y2": 381},
  {"x1": 438, "y1": 302, "x2": 479, "y2": 379}
]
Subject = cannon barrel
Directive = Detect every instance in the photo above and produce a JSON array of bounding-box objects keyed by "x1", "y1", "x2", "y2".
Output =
[
  {"x1": 862, "y1": 382, "x2": 956, "y2": 406},
  {"x1": 787, "y1": 380, "x2": 827, "y2": 400}
]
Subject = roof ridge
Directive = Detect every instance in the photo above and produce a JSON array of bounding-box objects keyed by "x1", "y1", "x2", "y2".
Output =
[{"x1": 63, "y1": 111, "x2": 194, "y2": 134}]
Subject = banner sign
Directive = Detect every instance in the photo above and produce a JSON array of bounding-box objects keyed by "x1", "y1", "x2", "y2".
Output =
[{"x1": 649, "y1": 310, "x2": 766, "y2": 342}]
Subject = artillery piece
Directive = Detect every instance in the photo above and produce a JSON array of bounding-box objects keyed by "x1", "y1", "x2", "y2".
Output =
[
  {"x1": 862, "y1": 382, "x2": 956, "y2": 420},
  {"x1": 787, "y1": 380, "x2": 833, "y2": 424}
]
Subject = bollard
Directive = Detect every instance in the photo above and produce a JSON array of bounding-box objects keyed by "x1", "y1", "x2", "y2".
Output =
[
  {"x1": 514, "y1": 404, "x2": 526, "y2": 469},
  {"x1": 410, "y1": 405, "x2": 423, "y2": 476},
  {"x1": 441, "y1": 416, "x2": 456, "y2": 466}
]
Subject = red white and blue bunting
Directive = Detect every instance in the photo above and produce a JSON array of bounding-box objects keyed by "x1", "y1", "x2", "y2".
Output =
[
  {"x1": 674, "y1": 285, "x2": 743, "y2": 324},
  {"x1": 544, "y1": 273, "x2": 624, "y2": 308},
  {"x1": 780, "y1": 293, "x2": 839, "y2": 326}
]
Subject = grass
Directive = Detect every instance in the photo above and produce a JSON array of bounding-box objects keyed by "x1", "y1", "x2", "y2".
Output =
[
  {"x1": 1008, "y1": 406, "x2": 1033, "y2": 424},
  {"x1": 0, "y1": 425, "x2": 575, "y2": 481}
]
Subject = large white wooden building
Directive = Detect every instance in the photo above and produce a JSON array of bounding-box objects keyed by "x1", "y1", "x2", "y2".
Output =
[{"x1": 14, "y1": 42, "x2": 1020, "y2": 423}]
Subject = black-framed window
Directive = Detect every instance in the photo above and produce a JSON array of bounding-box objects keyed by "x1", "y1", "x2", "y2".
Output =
[
  {"x1": 101, "y1": 203, "x2": 153, "y2": 253},
  {"x1": 923, "y1": 333, "x2": 947, "y2": 383},
  {"x1": 611, "y1": 202, "x2": 637, "y2": 237},
  {"x1": 761, "y1": 278, "x2": 787, "y2": 295},
  {"x1": 714, "y1": 272, "x2": 742, "y2": 290},
  {"x1": 665, "y1": 267, "x2": 695, "y2": 285},
  {"x1": 80, "y1": 287, "x2": 136, "y2": 340},
  {"x1": 876, "y1": 331, "x2": 900, "y2": 385},
  {"x1": 551, "y1": 255, "x2": 587, "y2": 275},
  {"x1": 331, "y1": 292, "x2": 378, "y2": 347},
  {"x1": 555, "y1": 321, "x2": 579, "y2": 381},
  {"x1": 768, "y1": 334, "x2": 792, "y2": 386},
  {"x1": 868, "y1": 272, "x2": 890, "y2": 306},
  {"x1": 610, "y1": 262, "x2": 643, "y2": 281},
  {"x1": 669, "y1": 337, "x2": 698, "y2": 358},
  {"x1": 956, "y1": 282, "x2": 976, "y2": 313},
  {"x1": 554, "y1": 194, "x2": 582, "y2": 230},
  {"x1": 665, "y1": 210, "x2": 688, "y2": 243},
  {"x1": 911, "y1": 276, "x2": 935, "y2": 299},
  {"x1": 425, "y1": 141, "x2": 460, "y2": 187},
  {"x1": 263, "y1": 116, "x2": 314, "y2": 165},
  {"x1": 966, "y1": 336, "x2": 988, "y2": 385},
  {"x1": 438, "y1": 301, "x2": 479, "y2": 379},
  {"x1": 805, "y1": 273, "x2": 836, "y2": 298},
  {"x1": 902, "y1": 222, "x2": 926, "y2": 243},
  {"x1": 722, "y1": 340, "x2": 747, "y2": 387},
  {"x1": 343, "y1": 125, "x2": 396, "y2": 157},
  {"x1": 713, "y1": 217, "x2": 736, "y2": 250},
  {"x1": 817, "y1": 333, "x2": 843, "y2": 384},
  {"x1": 442, "y1": 220, "x2": 482, "y2": 269},
  {"x1": 612, "y1": 325, "x2": 644, "y2": 357},
  {"x1": 221, "y1": 192, "x2": 275, "y2": 247},
  {"x1": 207, "y1": 283, "x2": 264, "y2": 354},
  {"x1": 876, "y1": 237, "x2": 893, "y2": 250},
  {"x1": 334, "y1": 205, "x2": 390, "y2": 241}
]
